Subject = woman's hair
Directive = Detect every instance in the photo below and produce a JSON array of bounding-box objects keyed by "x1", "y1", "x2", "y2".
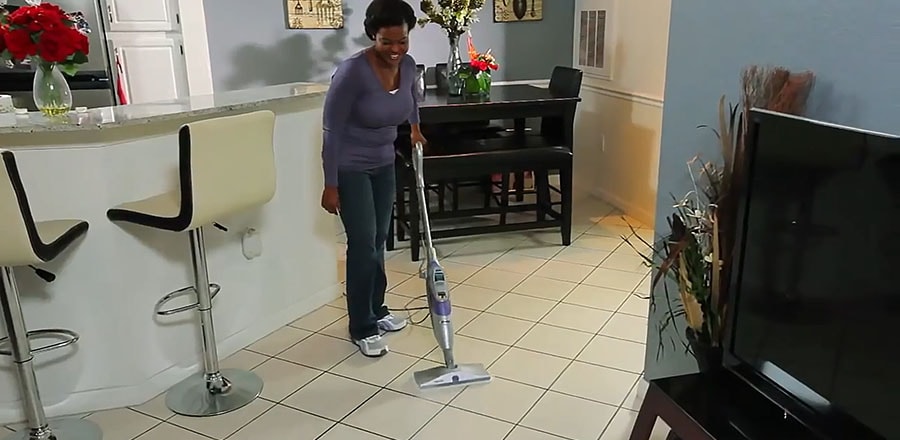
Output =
[{"x1": 364, "y1": 0, "x2": 417, "y2": 40}]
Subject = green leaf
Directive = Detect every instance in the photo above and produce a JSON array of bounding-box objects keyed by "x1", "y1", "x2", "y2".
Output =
[
  {"x1": 70, "y1": 51, "x2": 88, "y2": 64},
  {"x1": 58, "y1": 63, "x2": 80, "y2": 76}
]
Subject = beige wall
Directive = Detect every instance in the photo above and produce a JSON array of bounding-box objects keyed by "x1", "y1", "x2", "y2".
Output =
[{"x1": 573, "y1": 0, "x2": 671, "y2": 226}]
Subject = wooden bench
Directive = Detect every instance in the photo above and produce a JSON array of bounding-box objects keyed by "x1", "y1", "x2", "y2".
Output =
[{"x1": 391, "y1": 144, "x2": 573, "y2": 261}]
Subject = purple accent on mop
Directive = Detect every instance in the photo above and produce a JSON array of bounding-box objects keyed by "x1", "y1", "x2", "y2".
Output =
[{"x1": 434, "y1": 300, "x2": 452, "y2": 317}]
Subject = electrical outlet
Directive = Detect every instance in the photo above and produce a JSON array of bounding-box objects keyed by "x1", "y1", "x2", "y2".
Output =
[{"x1": 242, "y1": 228, "x2": 262, "y2": 260}]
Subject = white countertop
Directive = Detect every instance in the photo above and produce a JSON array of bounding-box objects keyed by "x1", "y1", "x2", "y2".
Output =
[{"x1": 0, "y1": 82, "x2": 328, "y2": 134}]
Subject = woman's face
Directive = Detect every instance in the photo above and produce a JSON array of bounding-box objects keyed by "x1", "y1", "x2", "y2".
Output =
[{"x1": 373, "y1": 24, "x2": 409, "y2": 67}]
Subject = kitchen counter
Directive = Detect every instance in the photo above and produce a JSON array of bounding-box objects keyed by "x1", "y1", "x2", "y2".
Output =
[
  {"x1": 0, "y1": 82, "x2": 339, "y2": 423},
  {"x1": 0, "y1": 82, "x2": 328, "y2": 135}
]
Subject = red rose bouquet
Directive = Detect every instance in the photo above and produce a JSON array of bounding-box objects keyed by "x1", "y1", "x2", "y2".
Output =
[{"x1": 0, "y1": 2, "x2": 90, "y2": 75}]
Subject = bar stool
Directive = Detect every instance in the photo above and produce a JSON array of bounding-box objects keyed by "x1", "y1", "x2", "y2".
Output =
[
  {"x1": 106, "y1": 110, "x2": 276, "y2": 417},
  {"x1": 0, "y1": 150, "x2": 100, "y2": 440}
]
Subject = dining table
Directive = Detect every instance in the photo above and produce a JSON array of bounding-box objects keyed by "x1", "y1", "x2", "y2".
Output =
[
  {"x1": 417, "y1": 83, "x2": 580, "y2": 147},
  {"x1": 413, "y1": 84, "x2": 581, "y2": 201}
]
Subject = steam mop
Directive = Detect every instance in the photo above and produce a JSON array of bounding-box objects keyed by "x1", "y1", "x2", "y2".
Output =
[{"x1": 410, "y1": 141, "x2": 493, "y2": 390}]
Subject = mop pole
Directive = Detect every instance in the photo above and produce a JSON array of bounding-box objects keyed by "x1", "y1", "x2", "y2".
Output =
[{"x1": 412, "y1": 142, "x2": 455, "y2": 368}]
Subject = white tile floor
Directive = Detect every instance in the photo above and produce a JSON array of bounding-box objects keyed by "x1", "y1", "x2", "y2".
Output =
[{"x1": 3, "y1": 196, "x2": 672, "y2": 440}]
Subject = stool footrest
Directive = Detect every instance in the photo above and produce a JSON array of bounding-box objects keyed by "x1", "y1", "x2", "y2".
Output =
[
  {"x1": 155, "y1": 283, "x2": 221, "y2": 316},
  {"x1": 0, "y1": 328, "x2": 80, "y2": 356}
]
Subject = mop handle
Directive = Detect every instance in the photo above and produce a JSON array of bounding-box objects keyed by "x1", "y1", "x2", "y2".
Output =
[{"x1": 411, "y1": 141, "x2": 437, "y2": 260}]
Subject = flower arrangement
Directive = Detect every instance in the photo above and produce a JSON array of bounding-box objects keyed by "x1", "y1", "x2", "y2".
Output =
[
  {"x1": 419, "y1": 1, "x2": 486, "y2": 95},
  {"x1": 625, "y1": 65, "x2": 816, "y2": 368},
  {"x1": 0, "y1": 2, "x2": 90, "y2": 74},
  {"x1": 418, "y1": 0, "x2": 485, "y2": 37},
  {"x1": 459, "y1": 32, "x2": 496, "y2": 97}
]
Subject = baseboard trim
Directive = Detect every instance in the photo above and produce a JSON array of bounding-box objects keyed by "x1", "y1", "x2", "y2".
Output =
[
  {"x1": 590, "y1": 186, "x2": 655, "y2": 227},
  {"x1": 1, "y1": 284, "x2": 342, "y2": 423},
  {"x1": 581, "y1": 83, "x2": 664, "y2": 108}
]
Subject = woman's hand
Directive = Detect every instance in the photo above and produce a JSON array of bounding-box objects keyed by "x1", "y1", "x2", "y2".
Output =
[
  {"x1": 411, "y1": 131, "x2": 428, "y2": 153},
  {"x1": 321, "y1": 186, "x2": 340, "y2": 215}
]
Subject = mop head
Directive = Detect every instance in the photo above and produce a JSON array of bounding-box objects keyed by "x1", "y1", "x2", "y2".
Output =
[{"x1": 413, "y1": 363, "x2": 492, "y2": 390}]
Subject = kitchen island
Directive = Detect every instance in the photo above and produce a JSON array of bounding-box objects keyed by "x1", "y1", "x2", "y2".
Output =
[{"x1": 0, "y1": 83, "x2": 339, "y2": 423}]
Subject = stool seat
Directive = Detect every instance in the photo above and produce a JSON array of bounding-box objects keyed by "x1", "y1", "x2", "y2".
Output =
[
  {"x1": 107, "y1": 191, "x2": 185, "y2": 232},
  {"x1": 31, "y1": 220, "x2": 89, "y2": 262},
  {"x1": 2, "y1": 150, "x2": 89, "y2": 266}
]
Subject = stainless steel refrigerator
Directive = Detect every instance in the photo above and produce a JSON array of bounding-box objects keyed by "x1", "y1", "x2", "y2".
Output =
[{"x1": 0, "y1": 0, "x2": 116, "y2": 110}]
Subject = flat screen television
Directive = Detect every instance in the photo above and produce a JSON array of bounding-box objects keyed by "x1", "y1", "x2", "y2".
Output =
[{"x1": 725, "y1": 109, "x2": 900, "y2": 440}]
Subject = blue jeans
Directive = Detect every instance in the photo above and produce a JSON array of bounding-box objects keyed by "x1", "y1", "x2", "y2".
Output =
[{"x1": 338, "y1": 164, "x2": 395, "y2": 340}]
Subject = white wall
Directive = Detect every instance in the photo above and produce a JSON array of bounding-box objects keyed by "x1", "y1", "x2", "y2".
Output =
[{"x1": 573, "y1": 0, "x2": 671, "y2": 226}]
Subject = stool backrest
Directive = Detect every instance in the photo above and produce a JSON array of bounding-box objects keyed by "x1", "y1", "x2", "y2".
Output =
[
  {"x1": 179, "y1": 110, "x2": 277, "y2": 230},
  {"x1": 0, "y1": 150, "x2": 41, "y2": 266}
]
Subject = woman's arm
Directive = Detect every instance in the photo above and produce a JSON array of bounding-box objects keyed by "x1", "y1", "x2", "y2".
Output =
[
  {"x1": 408, "y1": 60, "x2": 426, "y2": 145},
  {"x1": 322, "y1": 63, "x2": 358, "y2": 188}
]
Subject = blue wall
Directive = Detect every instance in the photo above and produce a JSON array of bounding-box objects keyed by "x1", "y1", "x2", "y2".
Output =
[
  {"x1": 203, "y1": 1, "x2": 574, "y2": 91},
  {"x1": 648, "y1": 0, "x2": 900, "y2": 378}
]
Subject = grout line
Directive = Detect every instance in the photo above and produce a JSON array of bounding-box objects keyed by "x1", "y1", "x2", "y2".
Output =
[{"x1": 129, "y1": 419, "x2": 165, "y2": 440}]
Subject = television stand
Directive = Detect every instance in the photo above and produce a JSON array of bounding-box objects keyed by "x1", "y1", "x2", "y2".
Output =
[{"x1": 630, "y1": 370, "x2": 819, "y2": 440}]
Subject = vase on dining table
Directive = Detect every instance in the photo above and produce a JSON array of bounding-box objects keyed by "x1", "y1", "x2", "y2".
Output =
[
  {"x1": 463, "y1": 69, "x2": 491, "y2": 98},
  {"x1": 446, "y1": 33, "x2": 465, "y2": 96}
]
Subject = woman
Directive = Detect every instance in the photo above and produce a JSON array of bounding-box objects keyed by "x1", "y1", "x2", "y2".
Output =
[{"x1": 321, "y1": 0, "x2": 426, "y2": 357}]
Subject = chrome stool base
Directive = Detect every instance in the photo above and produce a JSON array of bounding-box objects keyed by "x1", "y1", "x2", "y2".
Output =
[
  {"x1": 5, "y1": 418, "x2": 102, "y2": 440},
  {"x1": 165, "y1": 369, "x2": 263, "y2": 417}
]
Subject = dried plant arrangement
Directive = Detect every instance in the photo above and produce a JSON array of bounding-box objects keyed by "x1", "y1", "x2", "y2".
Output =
[{"x1": 626, "y1": 65, "x2": 816, "y2": 366}]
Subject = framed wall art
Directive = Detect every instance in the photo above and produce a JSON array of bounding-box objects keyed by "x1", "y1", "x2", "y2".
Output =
[
  {"x1": 494, "y1": 0, "x2": 543, "y2": 23},
  {"x1": 287, "y1": 0, "x2": 344, "y2": 29},
  {"x1": 574, "y1": 0, "x2": 617, "y2": 80}
]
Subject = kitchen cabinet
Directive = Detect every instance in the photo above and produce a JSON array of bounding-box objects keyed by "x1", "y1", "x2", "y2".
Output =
[
  {"x1": 111, "y1": 35, "x2": 189, "y2": 104},
  {"x1": 100, "y1": 0, "x2": 210, "y2": 104},
  {"x1": 104, "y1": 0, "x2": 180, "y2": 32}
]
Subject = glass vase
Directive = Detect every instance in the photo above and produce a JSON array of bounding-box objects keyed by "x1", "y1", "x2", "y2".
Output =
[
  {"x1": 464, "y1": 70, "x2": 492, "y2": 98},
  {"x1": 33, "y1": 62, "x2": 73, "y2": 117},
  {"x1": 446, "y1": 33, "x2": 464, "y2": 96}
]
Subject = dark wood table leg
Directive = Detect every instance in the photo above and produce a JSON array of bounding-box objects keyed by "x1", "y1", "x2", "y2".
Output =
[
  {"x1": 630, "y1": 385, "x2": 662, "y2": 440},
  {"x1": 387, "y1": 205, "x2": 395, "y2": 251},
  {"x1": 394, "y1": 166, "x2": 407, "y2": 242},
  {"x1": 408, "y1": 177, "x2": 422, "y2": 262},
  {"x1": 514, "y1": 118, "x2": 526, "y2": 202},
  {"x1": 631, "y1": 380, "x2": 717, "y2": 440}
]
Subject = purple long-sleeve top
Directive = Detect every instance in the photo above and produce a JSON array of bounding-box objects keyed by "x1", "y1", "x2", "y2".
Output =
[{"x1": 321, "y1": 51, "x2": 420, "y2": 187}]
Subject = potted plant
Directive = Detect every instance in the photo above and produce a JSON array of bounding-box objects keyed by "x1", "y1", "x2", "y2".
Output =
[
  {"x1": 0, "y1": 2, "x2": 91, "y2": 117},
  {"x1": 419, "y1": 0, "x2": 485, "y2": 96},
  {"x1": 626, "y1": 65, "x2": 816, "y2": 370}
]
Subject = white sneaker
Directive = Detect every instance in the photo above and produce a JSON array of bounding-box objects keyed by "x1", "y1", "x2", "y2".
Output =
[
  {"x1": 354, "y1": 334, "x2": 389, "y2": 357},
  {"x1": 377, "y1": 314, "x2": 408, "y2": 332}
]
